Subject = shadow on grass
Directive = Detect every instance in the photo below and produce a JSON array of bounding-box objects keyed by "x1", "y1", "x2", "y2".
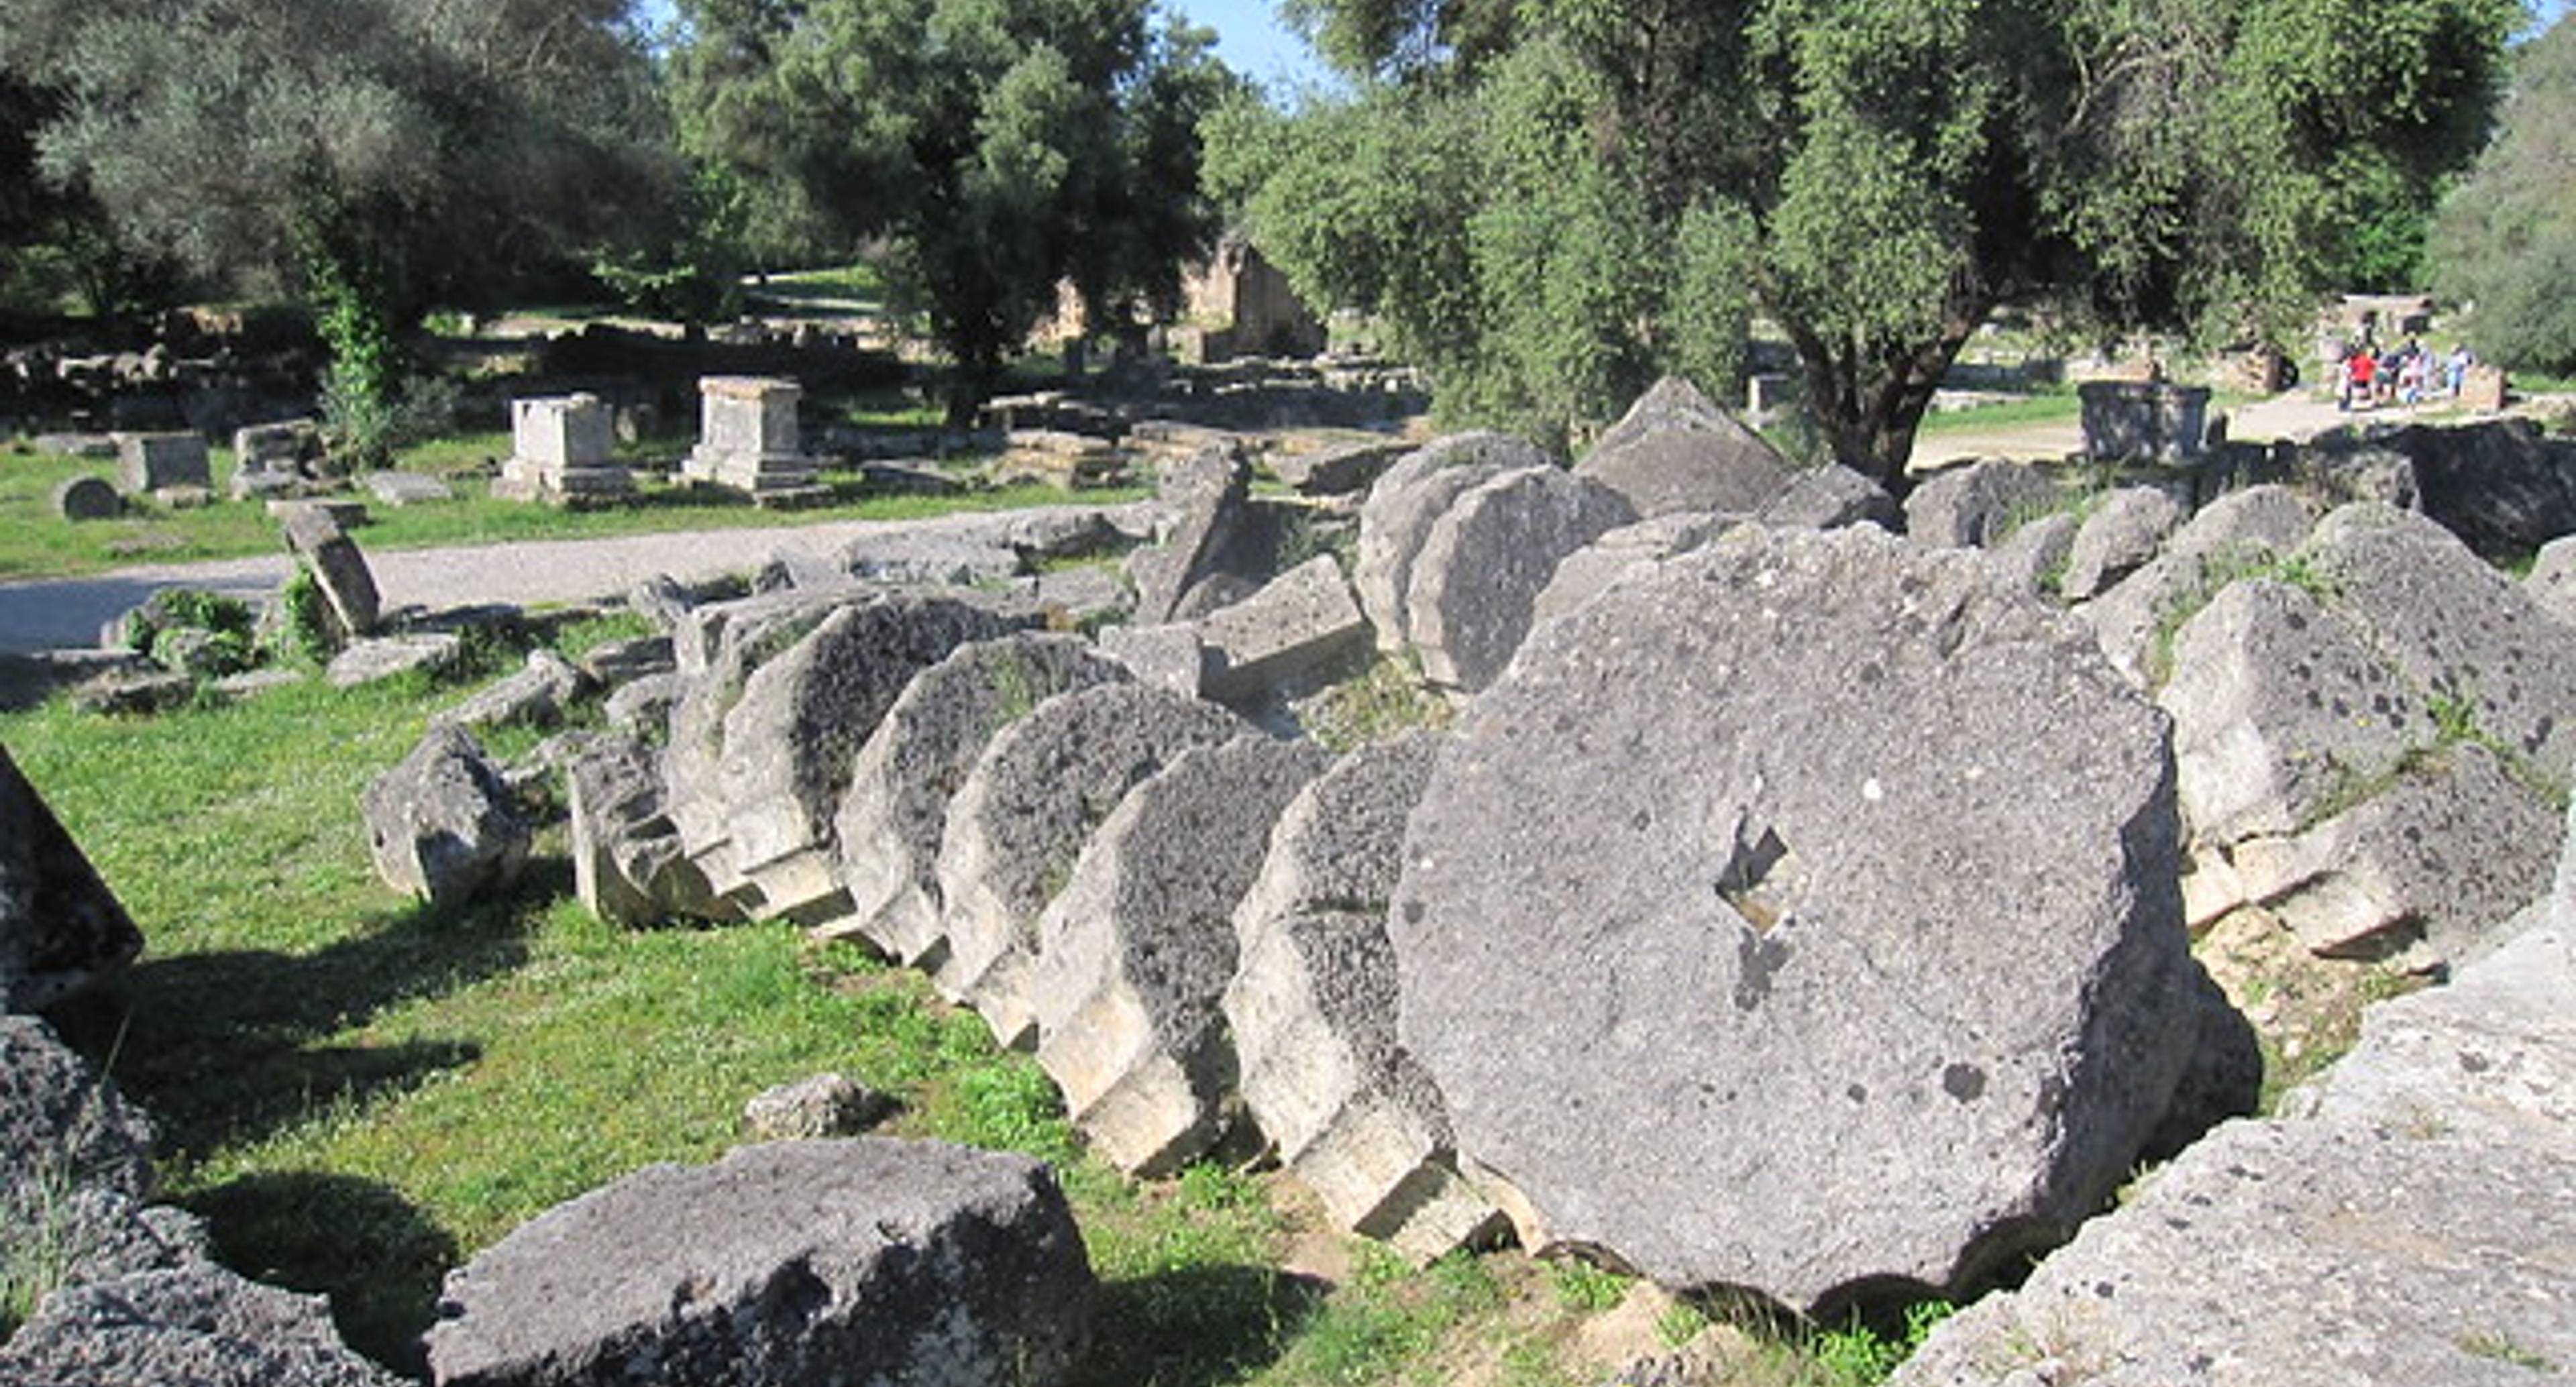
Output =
[
  {"x1": 49, "y1": 863, "x2": 566, "y2": 1161},
  {"x1": 1069, "y1": 1264, "x2": 1328, "y2": 1387},
  {"x1": 184, "y1": 1169, "x2": 461, "y2": 1378}
]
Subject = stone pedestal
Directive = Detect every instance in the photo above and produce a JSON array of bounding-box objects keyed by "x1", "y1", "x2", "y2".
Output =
[
  {"x1": 686, "y1": 376, "x2": 820, "y2": 500},
  {"x1": 500, "y1": 393, "x2": 632, "y2": 502},
  {"x1": 2462, "y1": 364, "x2": 2509, "y2": 412},
  {"x1": 114, "y1": 431, "x2": 210, "y2": 495},
  {"x1": 2078, "y1": 381, "x2": 2213, "y2": 465}
]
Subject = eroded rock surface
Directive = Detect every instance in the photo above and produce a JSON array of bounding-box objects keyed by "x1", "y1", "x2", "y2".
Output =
[{"x1": 1389, "y1": 524, "x2": 2196, "y2": 1313}]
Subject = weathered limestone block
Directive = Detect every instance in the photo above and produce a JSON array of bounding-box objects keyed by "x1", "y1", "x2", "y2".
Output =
[
  {"x1": 114, "y1": 431, "x2": 211, "y2": 495},
  {"x1": 1223, "y1": 732, "x2": 1505, "y2": 1258},
  {"x1": 362, "y1": 725, "x2": 529, "y2": 907},
  {"x1": 1273, "y1": 437, "x2": 1408, "y2": 496},
  {"x1": 326, "y1": 634, "x2": 462, "y2": 689},
  {"x1": 0, "y1": 1263, "x2": 405, "y2": 1387},
  {"x1": 3, "y1": 1014, "x2": 157, "y2": 1202},
  {"x1": 52, "y1": 475, "x2": 119, "y2": 520},
  {"x1": 1985, "y1": 510, "x2": 2078, "y2": 600},
  {"x1": 1529, "y1": 512, "x2": 1729, "y2": 634},
  {"x1": 2527, "y1": 532, "x2": 2576, "y2": 626},
  {"x1": 1403, "y1": 467, "x2": 1635, "y2": 693},
  {"x1": 1756, "y1": 463, "x2": 1898, "y2": 531},
  {"x1": 360, "y1": 471, "x2": 455, "y2": 507},
  {"x1": 741, "y1": 1073, "x2": 892, "y2": 1140},
  {"x1": 832, "y1": 632, "x2": 1129, "y2": 962},
  {"x1": 715, "y1": 595, "x2": 1020, "y2": 924},
  {"x1": 1197, "y1": 555, "x2": 1371, "y2": 702},
  {"x1": 422, "y1": 1140, "x2": 1094, "y2": 1387},
  {"x1": 1389, "y1": 524, "x2": 2195, "y2": 1314},
  {"x1": 684, "y1": 376, "x2": 814, "y2": 498},
  {"x1": 2076, "y1": 380, "x2": 2212, "y2": 465},
  {"x1": 2159, "y1": 579, "x2": 2427, "y2": 846},
  {"x1": 2078, "y1": 483, "x2": 2317, "y2": 683},
  {"x1": 1128, "y1": 444, "x2": 1252, "y2": 624},
  {"x1": 2299, "y1": 502, "x2": 2576, "y2": 779},
  {"x1": 1, "y1": 747, "x2": 144, "y2": 1012},
  {"x1": 1095, "y1": 623, "x2": 1204, "y2": 697},
  {"x1": 1901, "y1": 459, "x2": 2061, "y2": 549},
  {"x1": 501, "y1": 393, "x2": 631, "y2": 501},
  {"x1": 280, "y1": 508, "x2": 380, "y2": 645},
  {"x1": 1028, "y1": 736, "x2": 1328, "y2": 1175},
  {"x1": 1893, "y1": 914, "x2": 2576, "y2": 1387},
  {"x1": 434, "y1": 649, "x2": 592, "y2": 734},
  {"x1": 933, "y1": 685, "x2": 1244, "y2": 1048},
  {"x1": 567, "y1": 736, "x2": 732, "y2": 928},
  {"x1": 2059, "y1": 486, "x2": 2186, "y2": 602},
  {"x1": 1574, "y1": 376, "x2": 1796, "y2": 519},
  {"x1": 2221, "y1": 742, "x2": 2559, "y2": 964},
  {"x1": 1353, "y1": 432, "x2": 1552, "y2": 653}
]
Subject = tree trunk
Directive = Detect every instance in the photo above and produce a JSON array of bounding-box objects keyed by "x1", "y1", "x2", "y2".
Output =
[{"x1": 1780, "y1": 305, "x2": 1988, "y2": 504}]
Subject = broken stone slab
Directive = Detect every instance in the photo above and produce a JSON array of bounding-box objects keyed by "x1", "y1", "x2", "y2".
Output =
[
  {"x1": 2057, "y1": 486, "x2": 2186, "y2": 602},
  {"x1": 1984, "y1": 509, "x2": 2078, "y2": 600},
  {"x1": 1389, "y1": 524, "x2": 2196, "y2": 1314},
  {"x1": 1197, "y1": 555, "x2": 1372, "y2": 703},
  {"x1": 114, "y1": 431, "x2": 211, "y2": 495},
  {"x1": 661, "y1": 588, "x2": 864, "y2": 869},
  {"x1": 362, "y1": 724, "x2": 529, "y2": 907},
  {"x1": 0, "y1": 1262, "x2": 405, "y2": 1387},
  {"x1": 1892, "y1": 914, "x2": 2576, "y2": 1387},
  {"x1": 1352, "y1": 432, "x2": 1553, "y2": 653},
  {"x1": 1029, "y1": 735, "x2": 1328, "y2": 1175},
  {"x1": 2220, "y1": 741, "x2": 2559, "y2": 966},
  {"x1": 67, "y1": 668, "x2": 195, "y2": 716},
  {"x1": 601, "y1": 673, "x2": 682, "y2": 741},
  {"x1": 567, "y1": 736, "x2": 733, "y2": 928},
  {"x1": 325, "y1": 634, "x2": 464, "y2": 689},
  {"x1": 1, "y1": 747, "x2": 145, "y2": 1012},
  {"x1": 278, "y1": 508, "x2": 380, "y2": 646},
  {"x1": 933, "y1": 683, "x2": 1246, "y2": 1048},
  {"x1": 1574, "y1": 376, "x2": 1796, "y2": 519},
  {"x1": 1033, "y1": 565, "x2": 1130, "y2": 626},
  {"x1": 2302, "y1": 416, "x2": 2576, "y2": 563},
  {"x1": 1529, "y1": 512, "x2": 1731, "y2": 634},
  {"x1": 1403, "y1": 465, "x2": 1635, "y2": 694},
  {"x1": 1271, "y1": 437, "x2": 1409, "y2": 496},
  {"x1": 232, "y1": 419, "x2": 320, "y2": 471},
  {"x1": 2527, "y1": 533, "x2": 2576, "y2": 626},
  {"x1": 1128, "y1": 443, "x2": 1252, "y2": 624},
  {"x1": 684, "y1": 594, "x2": 1021, "y2": 926},
  {"x1": 1900, "y1": 459, "x2": 2061, "y2": 549},
  {"x1": 832, "y1": 632, "x2": 1130, "y2": 964},
  {"x1": 1094, "y1": 622, "x2": 1206, "y2": 698},
  {"x1": 1756, "y1": 463, "x2": 1899, "y2": 531},
  {"x1": 2299, "y1": 502, "x2": 2576, "y2": 781},
  {"x1": 1223, "y1": 732, "x2": 1506, "y2": 1259},
  {"x1": 2077, "y1": 483, "x2": 2318, "y2": 684},
  {"x1": 422, "y1": 1140, "x2": 1095, "y2": 1387},
  {"x1": 358, "y1": 470, "x2": 455, "y2": 506},
  {"x1": 433, "y1": 649, "x2": 592, "y2": 734},
  {"x1": 741, "y1": 1073, "x2": 893, "y2": 1140},
  {"x1": 837, "y1": 531, "x2": 1025, "y2": 587},
  {"x1": 2, "y1": 1014, "x2": 158, "y2": 1201},
  {"x1": 575, "y1": 635, "x2": 674, "y2": 688},
  {"x1": 52, "y1": 474, "x2": 121, "y2": 521}
]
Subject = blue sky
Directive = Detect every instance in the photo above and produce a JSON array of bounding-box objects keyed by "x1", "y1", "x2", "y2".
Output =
[{"x1": 631, "y1": 0, "x2": 1330, "y2": 91}]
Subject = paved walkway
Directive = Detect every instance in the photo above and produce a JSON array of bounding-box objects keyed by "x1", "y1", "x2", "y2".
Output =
[{"x1": 0, "y1": 507, "x2": 1138, "y2": 655}]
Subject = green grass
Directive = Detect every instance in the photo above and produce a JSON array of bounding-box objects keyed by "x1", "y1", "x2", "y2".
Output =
[
  {"x1": 0, "y1": 646, "x2": 1919, "y2": 1387},
  {"x1": 0, "y1": 431, "x2": 1145, "y2": 581},
  {"x1": 1913, "y1": 390, "x2": 2082, "y2": 436}
]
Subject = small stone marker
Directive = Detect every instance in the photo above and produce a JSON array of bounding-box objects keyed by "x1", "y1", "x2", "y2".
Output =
[
  {"x1": 52, "y1": 475, "x2": 121, "y2": 521},
  {"x1": 360, "y1": 471, "x2": 456, "y2": 507},
  {"x1": 501, "y1": 393, "x2": 632, "y2": 502},
  {"x1": 684, "y1": 376, "x2": 820, "y2": 501},
  {"x1": 113, "y1": 431, "x2": 210, "y2": 495},
  {"x1": 280, "y1": 508, "x2": 381, "y2": 645},
  {"x1": 2078, "y1": 380, "x2": 2213, "y2": 465}
]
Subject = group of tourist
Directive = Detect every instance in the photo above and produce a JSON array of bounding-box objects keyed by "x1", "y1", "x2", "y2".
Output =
[{"x1": 2339, "y1": 337, "x2": 2475, "y2": 410}]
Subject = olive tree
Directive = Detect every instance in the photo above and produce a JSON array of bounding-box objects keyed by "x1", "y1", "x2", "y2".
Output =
[
  {"x1": 670, "y1": 0, "x2": 1243, "y2": 418},
  {"x1": 0, "y1": 0, "x2": 678, "y2": 452},
  {"x1": 2433, "y1": 15, "x2": 2576, "y2": 375},
  {"x1": 1220, "y1": 0, "x2": 2517, "y2": 486}
]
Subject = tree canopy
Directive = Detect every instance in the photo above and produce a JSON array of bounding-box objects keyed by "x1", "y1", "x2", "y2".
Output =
[
  {"x1": 0, "y1": 0, "x2": 679, "y2": 433},
  {"x1": 1217, "y1": 0, "x2": 2518, "y2": 480},
  {"x1": 670, "y1": 0, "x2": 1244, "y2": 416},
  {"x1": 2432, "y1": 15, "x2": 2576, "y2": 375}
]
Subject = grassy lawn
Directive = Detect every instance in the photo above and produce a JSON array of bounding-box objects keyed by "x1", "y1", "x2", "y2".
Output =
[
  {"x1": 0, "y1": 625, "x2": 1923, "y2": 1385},
  {"x1": 0, "y1": 432, "x2": 1143, "y2": 581}
]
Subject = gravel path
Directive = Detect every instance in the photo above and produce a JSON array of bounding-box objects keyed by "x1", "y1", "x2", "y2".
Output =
[{"x1": 0, "y1": 506, "x2": 1148, "y2": 655}]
